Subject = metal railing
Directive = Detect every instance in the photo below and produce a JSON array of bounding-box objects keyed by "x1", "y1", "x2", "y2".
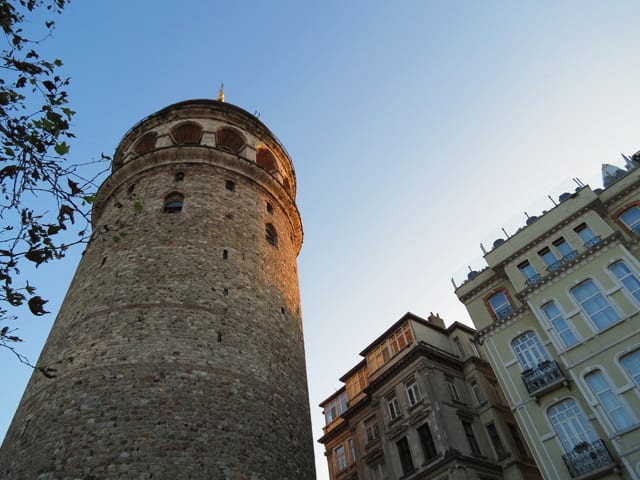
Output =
[
  {"x1": 495, "y1": 304, "x2": 513, "y2": 320},
  {"x1": 521, "y1": 360, "x2": 565, "y2": 395},
  {"x1": 583, "y1": 236, "x2": 602, "y2": 249},
  {"x1": 562, "y1": 439, "x2": 614, "y2": 478},
  {"x1": 525, "y1": 274, "x2": 542, "y2": 286}
]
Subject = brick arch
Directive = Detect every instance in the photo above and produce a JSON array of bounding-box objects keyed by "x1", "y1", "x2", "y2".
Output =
[
  {"x1": 256, "y1": 146, "x2": 278, "y2": 173},
  {"x1": 216, "y1": 127, "x2": 246, "y2": 154},
  {"x1": 133, "y1": 131, "x2": 158, "y2": 155}
]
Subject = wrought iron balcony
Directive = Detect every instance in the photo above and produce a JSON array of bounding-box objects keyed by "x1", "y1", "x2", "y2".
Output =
[
  {"x1": 583, "y1": 236, "x2": 601, "y2": 249},
  {"x1": 562, "y1": 439, "x2": 615, "y2": 478},
  {"x1": 495, "y1": 304, "x2": 513, "y2": 320},
  {"x1": 521, "y1": 360, "x2": 566, "y2": 397},
  {"x1": 547, "y1": 260, "x2": 563, "y2": 273},
  {"x1": 562, "y1": 250, "x2": 578, "y2": 262},
  {"x1": 525, "y1": 274, "x2": 541, "y2": 286}
]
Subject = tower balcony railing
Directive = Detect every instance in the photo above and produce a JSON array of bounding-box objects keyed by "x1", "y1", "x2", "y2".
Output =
[
  {"x1": 495, "y1": 304, "x2": 514, "y2": 320},
  {"x1": 583, "y1": 236, "x2": 602, "y2": 249},
  {"x1": 521, "y1": 360, "x2": 566, "y2": 397},
  {"x1": 562, "y1": 439, "x2": 615, "y2": 478}
]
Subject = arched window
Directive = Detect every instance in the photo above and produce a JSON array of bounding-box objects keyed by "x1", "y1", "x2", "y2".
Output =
[
  {"x1": 256, "y1": 147, "x2": 278, "y2": 173},
  {"x1": 265, "y1": 223, "x2": 277, "y2": 246},
  {"x1": 541, "y1": 301, "x2": 578, "y2": 348},
  {"x1": 584, "y1": 369, "x2": 634, "y2": 431},
  {"x1": 174, "y1": 171, "x2": 185, "y2": 182},
  {"x1": 171, "y1": 122, "x2": 202, "y2": 145},
  {"x1": 609, "y1": 260, "x2": 640, "y2": 304},
  {"x1": 620, "y1": 349, "x2": 640, "y2": 387},
  {"x1": 163, "y1": 192, "x2": 184, "y2": 214},
  {"x1": 547, "y1": 399, "x2": 597, "y2": 452},
  {"x1": 485, "y1": 290, "x2": 513, "y2": 320},
  {"x1": 133, "y1": 131, "x2": 157, "y2": 155},
  {"x1": 511, "y1": 331, "x2": 549, "y2": 370},
  {"x1": 619, "y1": 205, "x2": 640, "y2": 235},
  {"x1": 216, "y1": 127, "x2": 245, "y2": 154},
  {"x1": 571, "y1": 279, "x2": 619, "y2": 330}
]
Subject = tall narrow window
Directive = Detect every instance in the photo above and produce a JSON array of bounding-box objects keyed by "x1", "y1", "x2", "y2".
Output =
[
  {"x1": 386, "y1": 394, "x2": 401, "y2": 420},
  {"x1": 470, "y1": 380, "x2": 485, "y2": 406},
  {"x1": 364, "y1": 417, "x2": 379, "y2": 444},
  {"x1": 539, "y1": 247, "x2": 561, "y2": 272},
  {"x1": 396, "y1": 437, "x2": 414, "y2": 475},
  {"x1": 621, "y1": 350, "x2": 640, "y2": 387},
  {"x1": 541, "y1": 301, "x2": 578, "y2": 347},
  {"x1": 405, "y1": 378, "x2": 421, "y2": 407},
  {"x1": 453, "y1": 337, "x2": 465, "y2": 358},
  {"x1": 574, "y1": 223, "x2": 600, "y2": 248},
  {"x1": 511, "y1": 331, "x2": 549, "y2": 370},
  {"x1": 553, "y1": 237, "x2": 577, "y2": 261},
  {"x1": 265, "y1": 223, "x2": 278, "y2": 247},
  {"x1": 369, "y1": 462, "x2": 385, "y2": 480},
  {"x1": 571, "y1": 279, "x2": 619, "y2": 330},
  {"x1": 486, "y1": 422, "x2": 507, "y2": 458},
  {"x1": 518, "y1": 260, "x2": 540, "y2": 285},
  {"x1": 323, "y1": 391, "x2": 347, "y2": 425},
  {"x1": 334, "y1": 445, "x2": 347, "y2": 471},
  {"x1": 486, "y1": 291, "x2": 513, "y2": 320},
  {"x1": 445, "y1": 375, "x2": 460, "y2": 401},
  {"x1": 348, "y1": 438, "x2": 356, "y2": 463},
  {"x1": 619, "y1": 206, "x2": 640, "y2": 235},
  {"x1": 462, "y1": 421, "x2": 482, "y2": 456},
  {"x1": 163, "y1": 192, "x2": 184, "y2": 214},
  {"x1": 508, "y1": 423, "x2": 528, "y2": 457},
  {"x1": 609, "y1": 260, "x2": 640, "y2": 303},
  {"x1": 548, "y1": 399, "x2": 597, "y2": 452},
  {"x1": 585, "y1": 370, "x2": 634, "y2": 431},
  {"x1": 418, "y1": 423, "x2": 438, "y2": 462}
]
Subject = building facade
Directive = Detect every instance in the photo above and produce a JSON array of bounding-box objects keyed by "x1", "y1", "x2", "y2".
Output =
[
  {"x1": 0, "y1": 99, "x2": 316, "y2": 478},
  {"x1": 319, "y1": 312, "x2": 541, "y2": 480},
  {"x1": 455, "y1": 157, "x2": 640, "y2": 479}
]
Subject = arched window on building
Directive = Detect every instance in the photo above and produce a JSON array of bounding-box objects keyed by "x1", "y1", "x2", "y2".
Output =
[
  {"x1": 265, "y1": 223, "x2": 278, "y2": 246},
  {"x1": 618, "y1": 205, "x2": 640, "y2": 235},
  {"x1": 511, "y1": 331, "x2": 549, "y2": 370},
  {"x1": 216, "y1": 127, "x2": 246, "y2": 154},
  {"x1": 133, "y1": 131, "x2": 157, "y2": 155},
  {"x1": 170, "y1": 122, "x2": 202, "y2": 145},
  {"x1": 571, "y1": 279, "x2": 619, "y2": 330},
  {"x1": 547, "y1": 398, "x2": 597, "y2": 452},
  {"x1": 584, "y1": 369, "x2": 634, "y2": 431},
  {"x1": 256, "y1": 147, "x2": 278, "y2": 173},
  {"x1": 540, "y1": 301, "x2": 578, "y2": 348},
  {"x1": 163, "y1": 192, "x2": 184, "y2": 214}
]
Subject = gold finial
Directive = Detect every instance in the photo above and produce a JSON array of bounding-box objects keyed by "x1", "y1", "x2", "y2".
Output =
[{"x1": 217, "y1": 83, "x2": 225, "y2": 102}]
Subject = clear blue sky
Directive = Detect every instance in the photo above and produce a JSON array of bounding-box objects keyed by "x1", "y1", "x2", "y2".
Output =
[{"x1": 1, "y1": 2, "x2": 639, "y2": 478}]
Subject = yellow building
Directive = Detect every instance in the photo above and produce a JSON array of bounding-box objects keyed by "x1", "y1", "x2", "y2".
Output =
[
  {"x1": 318, "y1": 312, "x2": 541, "y2": 480},
  {"x1": 455, "y1": 155, "x2": 640, "y2": 479}
]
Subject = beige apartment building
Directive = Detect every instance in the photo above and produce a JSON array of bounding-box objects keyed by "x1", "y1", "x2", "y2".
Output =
[
  {"x1": 318, "y1": 312, "x2": 541, "y2": 480},
  {"x1": 455, "y1": 155, "x2": 640, "y2": 479}
]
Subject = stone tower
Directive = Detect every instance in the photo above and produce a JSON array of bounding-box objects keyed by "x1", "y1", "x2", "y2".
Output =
[{"x1": 0, "y1": 99, "x2": 315, "y2": 479}]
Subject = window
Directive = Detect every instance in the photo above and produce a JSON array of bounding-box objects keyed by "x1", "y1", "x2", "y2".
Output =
[
  {"x1": 511, "y1": 331, "x2": 549, "y2": 370},
  {"x1": 163, "y1": 192, "x2": 184, "y2": 214},
  {"x1": 364, "y1": 417, "x2": 379, "y2": 444},
  {"x1": 256, "y1": 146, "x2": 278, "y2": 172},
  {"x1": 216, "y1": 127, "x2": 245, "y2": 154},
  {"x1": 225, "y1": 180, "x2": 235, "y2": 191},
  {"x1": 265, "y1": 223, "x2": 278, "y2": 247},
  {"x1": 571, "y1": 279, "x2": 620, "y2": 330},
  {"x1": 366, "y1": 322, "x2": 414, "y2": 371},
  {"x1": 486, "y1": 291, "x2": 513, "y2": 320},
  {"x1": 369, "y1": 462, "x2": 385, "y2": 480},
  {"x1": 396, "y1": 437, "x2": 414, "y2": 475},
  {"x1": 334, "y1": 445, "x2": 347, "y2": 471},
  {"x1": 418, "y1": 423, "x2": 438, "y2": 462},
  {"x1": 133, "y1": 131, "x2": 157, "y2": 155},
  {"x1": 619, "y1": 205, "x2": 640, "y2": 235},
  {"x1": 553, "y1": 237, "x2": 577, "y2": 261},
  {"x1": 574, "y1": 223, "x2": 599, "y2": 248},
  {"x1": 323, "y1": 391, "x2": 347, "y2": 425},
  {"x1": 462, "y1": 421, "x2": 482, "y2": 456},
  {"x1": 174, "y1": 171, "x2": 184, "y2": 182},
  {"x1": 508, "y1": 423, "x2": 527, "y2": 457},
  {"x1": 609, "y1": 260, "x2": 640, "y2": 303},
  {"x1": 585, "y1": 370, "x2": 634, "y2": 431},
  {"x1": 541, "y1": 301, "x2": 578, "y2": 348},
  {"x1": 539, "y1": 247, "x2": 561, "y2": 272},
  {"x1": 470, "y1": 380, "x2": 485, "y2": 406},
  {"x1": 171, "y1": 121, "x2": 202, "y2": 145},
  {"x1": 266, "y1": 202, "x2": 273, "y2": 213},
  {"x1": 621, "y1": 350, "x2": 640, "y2": 387},
  {"x1": 405, "y1": 378, "x2": 421, "y2": 407},
  {"x1": 486, "y1": 422, "x2": 507, "y2": 459},
  {"x1": 348, "y1": 438, "x2": 357, "y2": 463},
  {"x1": 548, "y1": 399, "x2": 597, "y2": 452},
  {"x1": 453, "y1": 337, "x2": 465, "y2": 358},
  {"x1": 445, "y1": 375, "x2": 460, "y2": 401},
  {"x1": 518, "y1": 260, "x2": 540, "y2": 285},
  {"x1": 345, "y1": 367, "x2": 368, "y2": 400},
  {"x1": 387, "y1": 394, "x2": 401, "y2": 420}
]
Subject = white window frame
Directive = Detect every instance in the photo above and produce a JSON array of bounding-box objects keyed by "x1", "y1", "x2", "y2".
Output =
[
  {"x1": 470, "y1": 380, "x2": 485, "y2": 406},
  {"x1": 584, "y1": 369, "x2": 634, "y2": 431},
  {"x1": 609, "y1": 259, "x2": 640, "y2": 305},
  {"x1": 405, "y1": 378, "x2": 421, "y2": 407},
  {"x1": 620, "y1": 349, "x2": 640, "y2": 388},
  {"x1": 446, "y1": 375, "x2": 460, "y2": 401},
  {"x1": 369, "y1": 462, "x2": 385, "y2": 480},
  {"x1": 511, "y1": 331, "x2": 549, "y2": 370},
  {"x1": 547, "y1": 398, "x2": 597, "y2": 452},
  {"x1": 487, "y1": 290, "x2": 513, "y2": 319},
  {"x1": 619, "y1": 205, "x2": 640, "y2": 235},
  {"x1": 387, "y1": 394, "x2": 401, "y2": 421},
  {"x1": 570, "y1": 279, "x2": 620, "y2": 330},
  {"x1": 540, "y1": 301, "x2": 578, "y2": 348},
  {"x1": 364, "y1": 417, "x2": 378, "y2": 444},
  {"x1": 334, "y1": 444, "x2": 347, "y2": 471}
]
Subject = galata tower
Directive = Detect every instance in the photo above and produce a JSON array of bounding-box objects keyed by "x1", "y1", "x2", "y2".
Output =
[{"x1": 0, "y1": 98, "x2": 315, "y2": 479}]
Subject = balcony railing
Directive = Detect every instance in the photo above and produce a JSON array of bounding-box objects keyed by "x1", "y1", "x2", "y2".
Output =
[
  {"x1": 521, "y1": 360, "x2": 565, "y2": 396},
  {"x1": 562, "y1": 439, "x2": 615, "y2": 478},
  {"x1": 583, "y1": 236, "x2": 601, "y2": 249},
  {"x1": 495, "y1": 304, "x2": 513, "y2": 320},
  {"x1": 525, "y1": 274, "x2": 541, "y2": 286},
  {"x1": 547, "y1": 260, "x2": 563, "y2": 273},
  {"x1": 562, "y1": 250, "x2": 578, "y2": 262}
]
